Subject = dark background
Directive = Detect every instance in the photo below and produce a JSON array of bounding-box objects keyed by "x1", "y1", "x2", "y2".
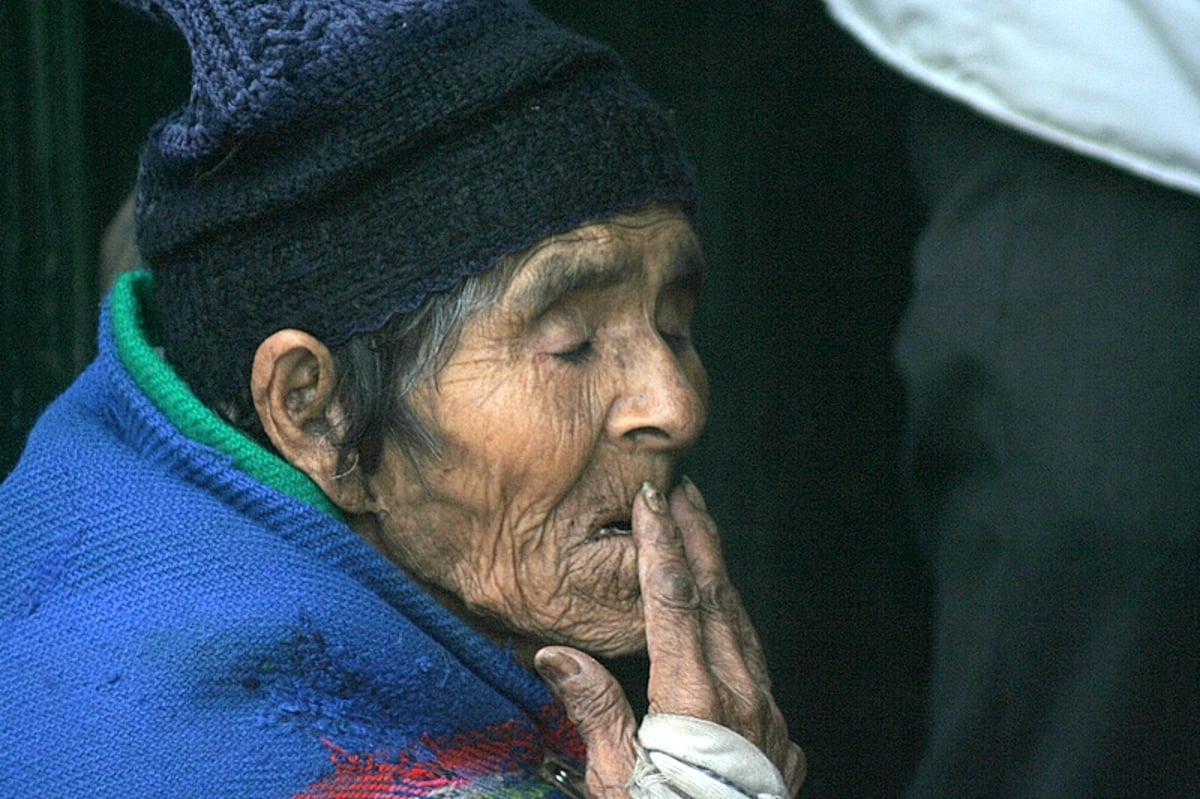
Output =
[{"x1": 0, "y1": 2, "x2": 929, "y2": 795}]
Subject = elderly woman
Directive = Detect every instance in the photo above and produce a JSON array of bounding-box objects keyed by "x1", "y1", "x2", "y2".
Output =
[{"x1": 0, "y1": 1, "x2": 804, "y2": 797}]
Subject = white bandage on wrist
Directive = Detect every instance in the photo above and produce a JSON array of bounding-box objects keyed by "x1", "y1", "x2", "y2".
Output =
[{"x1": 626, "y1": 714, "x2": 788, "y2": 799}]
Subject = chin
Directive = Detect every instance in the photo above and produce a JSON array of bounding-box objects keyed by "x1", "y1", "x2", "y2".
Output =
[
  {"x1": 590, "y1": 635, "x2": 647, "y2": 660},
  {"x1": 552, "y1": 613, "x2": 646, "y2": 659}
]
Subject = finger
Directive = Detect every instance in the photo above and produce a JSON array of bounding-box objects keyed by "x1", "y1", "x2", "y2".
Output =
[
  {"x1": 672, "y1": 478, "x2": 794, "y2": 769},
  {"x1": 671, "y1": 477, "x2": 773, "y2": 691},
  {"x1": 783, "y1": 741, "x2": 808, "y2": 798},
  {"x1": 534, "y1": 646, "x2": 638, "y2": 798},
  {"x1": 668, "y1": 482, "x2": 762, "y2": 722},
  {"x1": 634, "y1": 482, "x2": 715, "y2": 718}
]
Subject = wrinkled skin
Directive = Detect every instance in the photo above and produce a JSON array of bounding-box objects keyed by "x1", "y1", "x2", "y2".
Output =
[
  {"x1": 354, "y1": 204, "x2": 711, "y2": 658},
  {"x1": 267, "y1": 203, "x2": 804, "y2": 796},
  {"x1": 537, "y1": 480, "x2": 807, "y2": 798}
]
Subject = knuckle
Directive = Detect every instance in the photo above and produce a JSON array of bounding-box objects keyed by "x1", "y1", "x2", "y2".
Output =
[
  {"x1": 651, "y1": 570, "x2": 700, "y2": 609},
  {"x1": 698, "y1": 578, "x2": 736, "y2": 616}
]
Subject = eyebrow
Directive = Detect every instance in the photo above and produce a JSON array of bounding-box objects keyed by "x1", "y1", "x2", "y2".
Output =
[{"x1": 509, "y1": 241, "x2": 706, "y2": 319}]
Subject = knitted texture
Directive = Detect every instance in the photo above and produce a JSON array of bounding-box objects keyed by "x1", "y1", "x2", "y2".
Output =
[
  {"x1": 0, "y1": 282, "x2": 583, "y2": 798},
  {"x1": 117, "y1": 0, "x2": 697, "y2": 406},
  {"x1": 111, "y1": 269, "x2": 342, "y2": 516}
]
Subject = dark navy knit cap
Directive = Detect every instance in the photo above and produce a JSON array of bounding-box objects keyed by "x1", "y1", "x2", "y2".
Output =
[{"x1": 120, "y1": 0, "x2": 697, "y2": 405}]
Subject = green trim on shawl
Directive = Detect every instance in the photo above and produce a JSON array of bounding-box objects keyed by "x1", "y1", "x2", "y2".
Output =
[{"x1": 110, "y1": 271, "x2": 343, "y2": 520}]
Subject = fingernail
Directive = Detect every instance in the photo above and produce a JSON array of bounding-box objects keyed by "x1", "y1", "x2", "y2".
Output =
[
  {"x1": 641, "y1": 481, "x2": 668, "y2": 514},
  {"x1": 534, "y1": 648, "x2": 580, "y2": 685},
  {"x1": 681, "y1": 475, "x2": 707, "y2": 511}
]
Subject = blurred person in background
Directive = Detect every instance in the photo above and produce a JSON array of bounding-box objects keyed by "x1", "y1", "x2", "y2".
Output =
[{"x1": 826, "y1": 2, "x2": 1200, "y2": 795}]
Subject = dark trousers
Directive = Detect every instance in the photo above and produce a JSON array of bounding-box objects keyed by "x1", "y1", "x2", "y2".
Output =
[{"x1": 898, "y1": 90, "x2": 1200, "y2": 797}]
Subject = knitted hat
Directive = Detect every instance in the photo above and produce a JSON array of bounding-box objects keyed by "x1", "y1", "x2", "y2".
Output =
[{"x1": 122, "y1": 0, "x2": 697, "y2": 405}]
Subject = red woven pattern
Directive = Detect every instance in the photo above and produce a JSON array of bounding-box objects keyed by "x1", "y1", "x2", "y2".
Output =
[{"x1": 296, "y1": 703, "x2": 584, "y2": 799}]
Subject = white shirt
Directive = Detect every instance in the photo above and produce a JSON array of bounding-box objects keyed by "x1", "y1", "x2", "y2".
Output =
[{"x1": 824, "y1": 0, "x2": 1200, "y2": 197}]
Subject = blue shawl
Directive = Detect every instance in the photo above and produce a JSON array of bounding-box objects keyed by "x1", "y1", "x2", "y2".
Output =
[{"x1": 0, "y1": 273, "x2": 583, "y2": 797}]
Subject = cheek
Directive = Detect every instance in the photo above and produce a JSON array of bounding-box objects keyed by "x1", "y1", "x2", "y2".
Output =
[
  {"x1": 438, "y1": 363, "x2": 605, "y2": 517},
  {"x1": 491, "y1": 364, "x2": 603, "y2": 474}
]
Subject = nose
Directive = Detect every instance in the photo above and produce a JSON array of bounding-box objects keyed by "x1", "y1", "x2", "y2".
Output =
[{"x1": 605, "y1": 332, "x2": 708, "y2": 451}]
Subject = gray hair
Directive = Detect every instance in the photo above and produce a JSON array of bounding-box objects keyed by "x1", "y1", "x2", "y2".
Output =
[
  {"x1": 222, "y1": 202, "x2": 688, "y2": 481},
  {"x1": 219, "y1": 253, "x2": 518, "y2": 478}
]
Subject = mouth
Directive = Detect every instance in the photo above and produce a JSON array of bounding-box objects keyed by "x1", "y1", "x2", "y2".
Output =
[
  {"x1": 590, "y1": 518, "x2": 633, "y2": 540},
  {"x1": 580, "y1": 474, "x2": 670, "y2": 543}
]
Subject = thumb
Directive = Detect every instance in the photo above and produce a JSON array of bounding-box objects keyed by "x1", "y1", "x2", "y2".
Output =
[{"x1": 535, "y1": 646, "x2": 639, "y2": 796}]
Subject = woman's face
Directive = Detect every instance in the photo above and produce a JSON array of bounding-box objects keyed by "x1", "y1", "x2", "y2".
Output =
[{"x1": 356, "y1": 204, "x2": 708, "y2": 657}]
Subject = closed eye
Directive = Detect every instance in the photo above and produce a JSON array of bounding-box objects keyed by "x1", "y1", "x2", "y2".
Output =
[{"x1": 554, "y1": 340, "x2": 595, "y2": 365}]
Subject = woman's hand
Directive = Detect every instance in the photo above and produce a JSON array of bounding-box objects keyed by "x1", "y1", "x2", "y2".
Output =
[{"x1": 535, "y1": 479, "x2": 806, "y2": 799}]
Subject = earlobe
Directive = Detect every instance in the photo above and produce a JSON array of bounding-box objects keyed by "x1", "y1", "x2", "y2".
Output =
[{"x1": 251, "y1": 330, "x2": 356, "y2": 504}]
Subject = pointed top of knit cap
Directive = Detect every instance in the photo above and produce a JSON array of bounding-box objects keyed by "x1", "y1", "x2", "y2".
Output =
[
  {"x1": 117, "y1": 0, "x2": 697, "y2": 406},
  {"x1": 122, "y1": 0, "x2": 536, "y2": 163}
]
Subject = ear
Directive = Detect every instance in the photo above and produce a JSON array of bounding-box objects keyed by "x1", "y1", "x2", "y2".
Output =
[{"x1": 250, "y1": 329, "x2": 369, "y2": 512}]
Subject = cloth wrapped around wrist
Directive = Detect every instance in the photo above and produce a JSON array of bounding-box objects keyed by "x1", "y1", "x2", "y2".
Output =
[{"x1": 627, "y1": 714, "x2": 788, "y2": 799}]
